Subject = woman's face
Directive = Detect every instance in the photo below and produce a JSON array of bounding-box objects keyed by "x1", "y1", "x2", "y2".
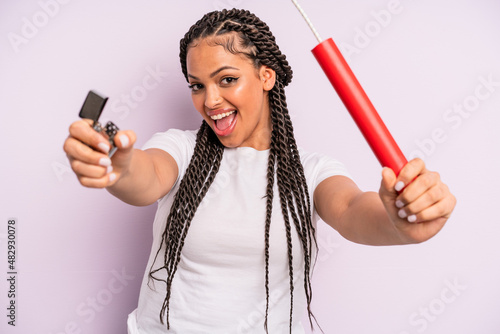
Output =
[{"x1": 186, "y1": 37, "x2": 275, "y2": 150}]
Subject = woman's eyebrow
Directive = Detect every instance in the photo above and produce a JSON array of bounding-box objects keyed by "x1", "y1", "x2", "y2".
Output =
[
  {"x1": 209, "y1": 66, "x2": 240, "y2": 78},
  {"x1": 188, "y1": 65, "x2": 240, "y2": 80}
]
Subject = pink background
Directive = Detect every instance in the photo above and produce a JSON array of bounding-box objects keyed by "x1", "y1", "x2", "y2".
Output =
[{"x1": 1, "y1": 0, "x2": 499, "y2": 333}]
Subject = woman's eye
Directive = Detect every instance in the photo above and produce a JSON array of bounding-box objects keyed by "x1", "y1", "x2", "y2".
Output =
[
  {"x1": 221, "y1": 77, "x2": 239, "y2": 85},
  {"x1": 188, "y1": 83, "x2": 203, "y2": 92}
]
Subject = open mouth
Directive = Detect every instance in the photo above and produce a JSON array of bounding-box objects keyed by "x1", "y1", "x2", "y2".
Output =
[{"x1": 210, "y1": 110, "x2": 238, "y2": 136}]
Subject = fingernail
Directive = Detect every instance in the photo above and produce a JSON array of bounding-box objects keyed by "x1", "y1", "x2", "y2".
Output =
[
  {"x1": 109, "y1": 173, "x2": 116, "y2": 182},
  {"x1": 398, "y1": 209, "x2": 407, "y2": 219},
  {"x1": 395, "y1": 200, "x2": 405, "y2": 208},
  {"x1": 107, "y1": 166, "x2": 113, "y2": 174},
  {"x1": 407, "y1": 215, "x2": 417, "y2": 223},
  {"x1": 395, "y1": 181, "x2": 405, "y2": 192},
  {"x1": 119, "y1": 134, "x2": 129, "y2": 148},
  {"x1": 99, "y1": 157, "x2": 112, "y2": 167},
  {"x1": 98, "y1": 142, "x2": 110, "y2": 153}
]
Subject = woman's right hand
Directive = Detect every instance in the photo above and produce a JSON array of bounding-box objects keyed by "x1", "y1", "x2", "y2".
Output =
[{"x1": 63, "y1": 119, "x2": 136, "y2": 188}]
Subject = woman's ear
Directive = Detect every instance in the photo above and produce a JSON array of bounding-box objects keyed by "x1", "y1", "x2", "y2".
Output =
[{"x1": 260, "y1": 66, "x2": 276, "y2": 91}]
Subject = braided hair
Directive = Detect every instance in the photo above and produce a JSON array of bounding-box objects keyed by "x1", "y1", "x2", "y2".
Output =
[{"x1": 149, "y1": 8, "x2": 320, "y2": 333}]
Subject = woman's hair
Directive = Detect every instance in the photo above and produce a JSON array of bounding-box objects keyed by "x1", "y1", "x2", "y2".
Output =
[{"x1": 149, "y1": 8, "x2": 319, "y2": 333}]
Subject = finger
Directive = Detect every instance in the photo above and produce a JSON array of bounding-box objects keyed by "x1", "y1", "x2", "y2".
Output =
[
  {"x1": 64, "y1": 137, "x2": 112, "y2": 167},
  {"x1": 78, "y1": 173, "x2": 117, "y2": 189},
  {"x1": 394, "y1": 158, "x2": 426, "y2": 192},
  {"x1": 68, "y1": 120, "x2": 111, "y2": 154},
  {"x1": 405, "y1": 195, "x2": 455, "y2": 223},
  {"x1": 396, "y1": 184, "x2": 446, "y2": 216},
  {"x1": 397, "y1": 171, "x2": 441, "y2": 206},
  {"x1": 70, "y1": 159, "x2": 113, "y2": 179}
]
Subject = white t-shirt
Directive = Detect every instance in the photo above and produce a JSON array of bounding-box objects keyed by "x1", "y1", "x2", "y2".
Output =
[{"x1": 127, "y1": 129, "x2": 350, "y2": 334}]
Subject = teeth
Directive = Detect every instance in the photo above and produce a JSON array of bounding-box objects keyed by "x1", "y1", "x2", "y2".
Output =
[{"x1": 210, "y1": 110, "x2": 235, "y2": 120}]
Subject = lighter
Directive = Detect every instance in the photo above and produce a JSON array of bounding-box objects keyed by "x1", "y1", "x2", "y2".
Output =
[{"x1": 79, "y1": 90, "x2": 119, "y2": 157}]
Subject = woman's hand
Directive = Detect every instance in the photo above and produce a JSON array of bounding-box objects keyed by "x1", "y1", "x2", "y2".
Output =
[
  {"x1": 379, "y1": 158, "x2": 457, "y2": 244},
  {"x1": 63, "y1": 119, "x2": 136, "y2": 188}
]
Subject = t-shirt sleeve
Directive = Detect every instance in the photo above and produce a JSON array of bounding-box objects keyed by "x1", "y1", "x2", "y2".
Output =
[
  {"x1": 299, "y1": 148, "x2": 352, "y2": 196},
  {"x1": 141, "y1": 128, "x2": 197, "y2": 185},
  {"x1": 314, "y1": 156, "x2": 351, "y2": 188},
  {"x1": 299, "y1": 148, "x2": 352, "y2": 224}
]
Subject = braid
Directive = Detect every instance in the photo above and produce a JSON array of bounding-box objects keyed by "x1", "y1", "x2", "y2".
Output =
[
  {"x1": 150, "y1": 8, "x2": 321, "y2": 332},
  {"x1": 269, "y1": 81, "x2": 319, "y2": 332},
  {"x1": 263, "y1": 127, "x2": 276, "y2": 332},
  {"x1": 149, "y1": 121, "x2": 223, "y2": 327}
]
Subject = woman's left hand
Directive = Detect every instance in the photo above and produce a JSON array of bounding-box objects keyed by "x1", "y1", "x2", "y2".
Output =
[{"x1": 379, "y1": 158, "x2": 457, "y2": 244}]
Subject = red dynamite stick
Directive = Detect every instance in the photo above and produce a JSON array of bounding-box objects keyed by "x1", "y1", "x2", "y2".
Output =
[{"x1": 312, "y1": 38, "x2": 407, "y2": 175}]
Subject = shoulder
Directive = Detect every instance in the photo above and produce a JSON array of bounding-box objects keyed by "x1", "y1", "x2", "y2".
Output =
[
  {"x1": 296, "y1": 147, "x2": 352, "y2": 201},
  {"x1": 298, "y1": 147, "x2": 351, "y2": 183},
  {"x1": 142, "y1": 128, "x2": 198, "y2": 174},
  {"x1": 297, "y1": 147, "x2": 354, "y2": 221},
  {"x1": 142, "y1": 128, "x2": 197, "y2": 151}
]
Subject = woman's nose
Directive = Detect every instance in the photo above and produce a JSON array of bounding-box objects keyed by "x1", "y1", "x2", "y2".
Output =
[{"x1": 204, "y1": 86, "x2": 222, "y2": 109}]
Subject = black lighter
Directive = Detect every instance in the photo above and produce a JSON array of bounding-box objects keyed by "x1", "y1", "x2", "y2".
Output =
[{"x1": 79, "y1": 90, "x2": 119, "y2": 157}]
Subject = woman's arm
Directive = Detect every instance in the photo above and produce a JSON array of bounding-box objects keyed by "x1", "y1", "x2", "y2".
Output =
[
  {"x1": 313, "y1": 158, "x2": 456, "y2": 246},
  {"x1": 64, "y1": 119, "x2": 178, "y2": 206},
  {"x1": 106, "y1": 147, "x2": 178, "y2": 206}
]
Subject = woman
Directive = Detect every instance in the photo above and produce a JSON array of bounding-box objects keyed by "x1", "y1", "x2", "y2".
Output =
[{"x1": 63, "y1": 8, "x2": 456, "y2": 334}]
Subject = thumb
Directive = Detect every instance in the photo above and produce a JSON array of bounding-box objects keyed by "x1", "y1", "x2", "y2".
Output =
[
  {"x1": 379, "y1": 167, "x2": 397, "y2": 201},
  {"x1": 114, "y1": 130, "x2": 137, "y2": 153},
  {"x1": 109, "y1": 130, "x2": 137, "y2": 170}
]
